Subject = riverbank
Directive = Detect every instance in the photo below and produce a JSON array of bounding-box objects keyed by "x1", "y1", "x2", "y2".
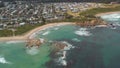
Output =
[{"x1": 0, "y1": 22, "x2": 74, "y2": 42}]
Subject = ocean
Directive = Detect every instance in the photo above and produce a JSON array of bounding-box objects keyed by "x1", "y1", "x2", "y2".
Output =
[{"x1": 0, "y1": 13, "x2": 120, "y2": 68}]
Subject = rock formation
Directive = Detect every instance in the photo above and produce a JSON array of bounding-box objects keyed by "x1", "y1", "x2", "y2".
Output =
[
  {"x1": 76, "y1": 18, "x2": 108, "y2": 27},
  {"x1": 52, "y1": 41, "x2": 67, "y2": 52},
  {"x1": 26, "y1": 38, "x2": 42, "y2": 48}
]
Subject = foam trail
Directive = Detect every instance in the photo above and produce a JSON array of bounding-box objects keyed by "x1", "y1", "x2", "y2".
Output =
[{"x1": 0, "y1": 56, "x2": 11, "y2": 64}]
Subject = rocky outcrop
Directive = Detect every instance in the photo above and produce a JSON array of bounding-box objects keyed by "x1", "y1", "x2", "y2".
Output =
[
  {"x1": 52, "y1": 41, "x2": 67, "y2": 52},
  {"x1": 76, "y1": 18, "x2": 108, "y2": 27},
  {"x1": 26, "y1": 39, "x2": 42, "y2": 48}
]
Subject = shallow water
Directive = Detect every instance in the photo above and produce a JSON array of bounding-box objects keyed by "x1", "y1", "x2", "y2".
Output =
[
  {"x1": 0, "y1": 13, "x2": 120, "y2": 68},
  {"x1": 0, "y1": 42, "x2": 50, "y2": 68}
]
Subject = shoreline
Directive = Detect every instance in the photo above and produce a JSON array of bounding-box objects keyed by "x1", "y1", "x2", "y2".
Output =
[
  {"x1": 95, "y1": 11, "x2": 120, "y2": 17},
  {"x1": 1, "y1": 10, "x2": 120, "y2": 42},
  {"x1": 0, "y1": 22, "x2": 74, "y2": 42}
]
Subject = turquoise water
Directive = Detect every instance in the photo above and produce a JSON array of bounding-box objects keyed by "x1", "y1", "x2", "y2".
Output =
[
  {"x1": 0, "y1": 13, "x2": 120, "y2": 68},
  {"x1": 0, "y1": 42, "x2": 50, "y2": 68}
]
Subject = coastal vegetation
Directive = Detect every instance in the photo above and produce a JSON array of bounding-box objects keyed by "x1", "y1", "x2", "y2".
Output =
[
  {"x1": 1, "y1": 5, "x2": 120, "y2": 37},
  {"x1": 0, "y1": 23, "x2": 44, "y2": 37},
  {"x1": 80, "y1": 6, "x2": 120, "y2": 16},
  {"x1": 75, "y1": 5, "x2": 120, "y2": 26}
]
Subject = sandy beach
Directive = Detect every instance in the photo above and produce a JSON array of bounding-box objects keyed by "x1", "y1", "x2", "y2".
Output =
[
  {"x1": 95, "y1": 11, "x2": 120, "y2": 17},
  {"x1": 1, "y1": 10, "x2": 120, "y2": 42},
  {"x1": 0, "y1": 22, "x2": 74, "y2": 42}
]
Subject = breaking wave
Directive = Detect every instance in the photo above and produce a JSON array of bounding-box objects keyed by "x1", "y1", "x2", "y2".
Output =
[
  {"x1": 6, "y1": 41, "x2": 24, "y2": 44},
  {"x1": 75, "y1": 28, "x2": 92, "y2": 36},
  {"x1": 0, "y1": 56, "x2": 11, "y2": 64},
  {"x1": 101, "y1": 14, "x2": 120, "y2": 19},
  {"x1": 54, "y1": 27, "x2": 59, "y2": 30},
  {"x1": 29, "y1": 32, "x2": 37, "y2": 39},
  {"x1": 101, "y1": 13, "x2": 120, "y2": 22},
  {"x1": 42, "y1": 31, "x2": 50, "y2": 36}
]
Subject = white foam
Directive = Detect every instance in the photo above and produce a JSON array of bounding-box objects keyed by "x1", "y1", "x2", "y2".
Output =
[
  {"x1": 30, "y1": 32, "x2": 36, "y2": 39},
  {"x1": 39, "y1": 38, "x2": 45, "y2": 43},
  {"x1": 95, "y1": 25, "x2": 108, "y2": 28},
  {"x1": 42, "y1": 31, "x2": 50, "y2": 36},
  {"x1": 55, "y1": 41, "x2": 74, "y2": 66},
  {"x1": 56, "y1": 24, "x2": 64, "y2": 27},
  {"x1": 72, "y1": 38, "x2": 81, "y2": 42},
  {"x1": 111, "y1": 27, "x2": 116, "y2": 29},
  {"x1": 62, "y1": 41, "x2": 75, "y2": 50},
  {"x1": 57, "y1": 55, "x2": 67, "y2": 66},
  {"x1": 75, "y1": 28, "x2": 92, "y2": 36},
  {"x1": 101, "y1": 13, "x2": 120, "y2": 22},
  {"x1": 0, "y1": 56, "x2": 11, "y2": 64},
  {"x1": 6, "y1": 41, "x2": 24, "y2": 44},
  {"x1": 54, "y1": 27, "x2": 59, "y2": 30},
  {"x1": 61, "y1": 60, "x2": 67, "y2": 66},
  {"x1": 101, "y1": 14, "x2": 120, "y2": 19},
  {"x1": 26, "y1": 47, "x2": 39, "y2": 55},
  {"x1": 61, "y1": 51, "x2": 66, "y2": 59},
  {"x1": 114, "y1": 22, "x2": 120, "y2": 26}
]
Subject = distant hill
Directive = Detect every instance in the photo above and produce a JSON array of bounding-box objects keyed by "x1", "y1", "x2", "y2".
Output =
[{"x1": 0, "y1": 0, "x2": 119, "y2": 3}]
